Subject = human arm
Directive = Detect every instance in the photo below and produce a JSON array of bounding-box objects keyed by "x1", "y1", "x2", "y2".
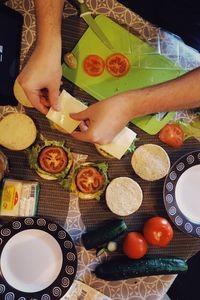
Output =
[
  {"x1": 17, "y1": 0, "x2": 64, "y2": 114},
  {"x1": 71, "y1": 67, "x2": 200, "y2": 144}
]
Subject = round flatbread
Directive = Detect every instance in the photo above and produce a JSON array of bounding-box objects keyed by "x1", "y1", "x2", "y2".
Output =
[
  {"x1": 13, "y1": 79, "x2": 33, "y2": 107},
  {"x1": 131, "y1": 144, "x2": 170, "y2": 181},
  {"x1": 106, "y1": 177, "x2": 143, "y2": 216},
  {"x1": 0, "y1": 113, "x2": 37, "y2": 150},
  {"x1": 36, "y1": 171, "x2": 57, "y2": 180}
]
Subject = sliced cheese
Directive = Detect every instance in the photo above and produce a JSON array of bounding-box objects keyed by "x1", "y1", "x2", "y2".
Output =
[
  {"x1": 0, "y1": 113, "x2": 37, "y2": 151},
  {"x1": 46, "y1": 90, "x2": 87, "y2": 134},
  {"x1": 13, "y1": 79, "x2": 33, "y2": 108},
  {"x1": 96, "y1": 127, "x2": 137, "y2": 160}
]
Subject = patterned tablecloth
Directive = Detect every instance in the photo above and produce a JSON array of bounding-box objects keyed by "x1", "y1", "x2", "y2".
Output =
[{"x1": 1, "y1": 1, "x2": 200, "y2": 299}]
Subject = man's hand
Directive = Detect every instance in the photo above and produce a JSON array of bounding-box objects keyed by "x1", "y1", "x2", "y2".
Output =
[
  {"x1": 18, "y1": 46, "x2": 62, "y2": 114},
  {"x1": 70, "y1": 93, "x2": 133, "y2": 145}
]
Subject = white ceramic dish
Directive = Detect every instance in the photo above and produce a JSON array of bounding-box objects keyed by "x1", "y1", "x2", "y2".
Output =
[
  {"x1": 163, "y1": 150, "x2": 200, "y2": 237},
  {"x1": 0, "y1": 217, "x2": 77, "y2": 299}
]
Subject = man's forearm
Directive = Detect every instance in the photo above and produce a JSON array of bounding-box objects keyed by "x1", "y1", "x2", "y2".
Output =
[
  {"x1": 34, "y1": 0, "x2": 64, "y2": 52},
  {"x1": 126, "y1": 67, "x2": 200, "y2": 119}
]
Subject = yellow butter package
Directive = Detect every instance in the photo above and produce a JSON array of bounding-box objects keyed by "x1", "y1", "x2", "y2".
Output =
[
  {"x1": 0, "y1": 179, "x2": 22, "y2": 216},
  {"x1": 0, "y1": 179, "x2": 40, "y2": 217}
]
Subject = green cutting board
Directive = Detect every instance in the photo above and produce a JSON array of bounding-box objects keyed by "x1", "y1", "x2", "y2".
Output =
[{"x1": 62, "y1": 15, "x2": 185, "y2": 134}]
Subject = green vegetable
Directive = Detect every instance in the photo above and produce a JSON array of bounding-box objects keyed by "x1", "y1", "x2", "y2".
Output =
[
  {"x1": 27, "y1": 138, "x2": 73, "y2": 180},
  {"x1": 95, "y1": 256, "x2": 188, "y2": 280},
  {"x1": 82, "y1": 219, "x2": 127, "y2": 250},
  {"x1": 126, "y1": 138, "x2": 138, "y2": 154},
  {"x1": 96, "y1": 247, "x2": 107, "y2": 257},
  {"x1": 179, "y1": 122, "x2": 200, "y2": 141},
  {"x1": 61, "y1": 162, "x2": 109, "y2": 200}
]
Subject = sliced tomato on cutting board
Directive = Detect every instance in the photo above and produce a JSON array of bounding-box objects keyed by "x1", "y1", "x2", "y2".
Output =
[
  {"x1": 38, "y1": 146, "x2": 68, "y2": 173},
  {"x1": 106, "y1": 53, "x2": 130, "y2": 77},
  {"x1": 76, "y1": 167, "x2": 104, "y2": 194},
  {"x1": 83, "y1": 55, "x2": 105, "y2": 76}
]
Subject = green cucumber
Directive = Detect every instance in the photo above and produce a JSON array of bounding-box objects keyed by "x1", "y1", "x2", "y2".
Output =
[
  {"x1": 82, "y1": 219, "x2": 127, "y2": 250},
  {"x1": 95, "y1": 256, "x2": 188, "y2": 280}
]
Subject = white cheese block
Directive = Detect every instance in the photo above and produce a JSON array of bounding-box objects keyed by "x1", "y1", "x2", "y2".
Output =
[
  {"x1": 46, "y1": 90, "x2": 87, "y2": 134},
  {"x1": 96, "y1": 127, "x2": 137, "y2": 159}
]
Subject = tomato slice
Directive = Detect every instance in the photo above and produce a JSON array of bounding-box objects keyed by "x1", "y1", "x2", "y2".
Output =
[
  {"x1": 76, "y1": 167, "x2": 104, "y2": 194},
  {"x1": 143, "y1": 217, "x2": 174, "y2": 247},
  {"x1": 106, "y1": 53, "x2": 130, "y2": 77},
  {"x1": 38, "y1": 146, "x2": 68, "y2": 174},
  {"x1": 83, "y1": 55, "x2": 105, "y2": 76},
  {"x1": 159, "y1": 124, "x2": 184, "y2": 148}
]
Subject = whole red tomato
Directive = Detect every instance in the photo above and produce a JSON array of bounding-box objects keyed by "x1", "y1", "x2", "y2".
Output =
[
  {"x1": 159, "y1": 124, "x2": 184, "y2": 149},
  {"x1": 143, "y1": 217, "x2": 173, "y2": 247},
  {"x1": 123, "y1": 232, "x2": 148, "y2": 259}
]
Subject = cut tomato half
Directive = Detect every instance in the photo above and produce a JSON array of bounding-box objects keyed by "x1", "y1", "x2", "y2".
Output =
[
  {"x1": 83, "y1": 55, "x2": 105, "y2": 77},
  {"x1": 76, "y1": 166, "x2": 104, "y2": 194},
  {"x1": 38, "y1": 146, "x2": 68, "y2": 174},
  {"x1": 159, "y1": 124, "x2": 184, "y2": 149},
  {"x1": 106, "y1": 53, "x2": 130, "y2": 77}
]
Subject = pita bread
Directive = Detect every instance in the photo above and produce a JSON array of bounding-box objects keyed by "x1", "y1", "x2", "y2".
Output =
[
  {"x1": 131, "y1": 144, "x2": 170, "y2": 181},
  {"x1": 0, "y1": 113, "x2": 37, "y2": 150},
  {"x1": 13, "y1": 79, "x2": 33, "y2": 107},
  {"x1": 106, "y1": 177, "x2": 143, "y2": 216}
]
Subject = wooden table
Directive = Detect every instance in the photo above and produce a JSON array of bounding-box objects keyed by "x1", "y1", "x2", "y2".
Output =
[{"x1": 1, "y1": 0, "x2": 200, "y2": 299}]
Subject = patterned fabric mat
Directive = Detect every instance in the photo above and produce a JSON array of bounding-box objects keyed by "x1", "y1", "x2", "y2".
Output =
[{"x1": 1, "y1": 1, "x2": 200, "y2": 299}]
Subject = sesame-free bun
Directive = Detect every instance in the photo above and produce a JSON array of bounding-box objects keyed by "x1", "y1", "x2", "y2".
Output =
[
  {"x1": 0, "y1": 113, "x2": 37, "y2": 150},
  {"x1": 131, "y1": 144, "x2": 170, "y2": 181},
  {"x1": 36, "y1": 171, "x2": 57, "y2": 180},
  {"x1": 13, "y1": 79, "x2": 33, "y2": 107},
  {"x1": 95, "y1": 144, "x2": 115, "y2": 159},
  {"x1": 106, "y1": 177, "x2": 143, "y2": 216}
]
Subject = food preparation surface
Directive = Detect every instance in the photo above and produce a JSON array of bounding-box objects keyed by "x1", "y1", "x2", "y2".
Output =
[{"x1": 2, "y1": 1, "x2": 200, "y2": 299}]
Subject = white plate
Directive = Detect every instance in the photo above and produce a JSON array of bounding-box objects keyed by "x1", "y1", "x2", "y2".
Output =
[
  {"x1": 0, "y1": 217, "x2": 77, "y2": 299},
  {"x1": 163, "y1": 150, "x2": 200, "y2": 237}
]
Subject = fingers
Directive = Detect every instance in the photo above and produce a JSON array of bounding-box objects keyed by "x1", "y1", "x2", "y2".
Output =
[
  {"x1": 26, "y1": 90, "x2": 48, "y2": 114},
  {"x1": 48, "y1": 87, "x2": 60, "y2": 111},
  {"x1": 79, "y1": 121, "x2": 88, "y2": 132},
  {"x1": 70, "y1": 109, "x2": 88, "y2": 121}
]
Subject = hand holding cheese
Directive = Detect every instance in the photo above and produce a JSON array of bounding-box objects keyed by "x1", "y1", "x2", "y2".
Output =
[
  {"x1": 46, "y1": 90, "x2": 87, "y2": 134},
  {"x1": 70, "y1": 92, "x2": 136, "y2": 147},
  {"x1": 96, "y1": 127, "x2": 137, "y2": 159}
]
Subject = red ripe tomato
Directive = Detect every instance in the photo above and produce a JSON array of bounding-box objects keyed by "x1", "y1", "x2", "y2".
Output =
[
  {"x1": 76, "y1": 167, "x2": 104, "y2": 194},
  {"x1": 106, "y1": 53, "x2": 130, "y2": 77},
  {"x1": 159, "y1": 124, "x2": 184, "y2": 149},
  {"x1": 123, "y1": 232, "x2": 148, "y2": 259},
  {"x1": 143, "y1": 217, "x2": 173, "y2": 247},
  {"x1": 83, "y1": 55, "x2": 105, "y2": 76},
  {"x1": 39, "y1": 146, "x2": 68, "y2": 174}
]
